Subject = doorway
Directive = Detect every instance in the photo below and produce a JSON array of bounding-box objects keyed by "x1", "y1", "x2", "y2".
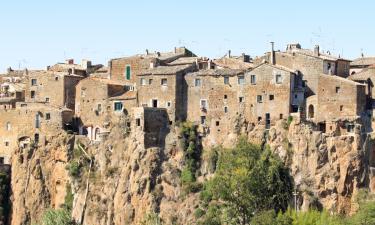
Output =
[{"x1": 152, "y1": 99, "x2": 158, "y2": 108}]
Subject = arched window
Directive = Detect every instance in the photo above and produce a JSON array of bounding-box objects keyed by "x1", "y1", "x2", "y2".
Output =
[
  {"x1": 6, "y1": 122, "x2": 11, "y2": 131},
  {"x1": 94, "y1": 127, "x2": 100, "y2": 141},
  {"x1": 308, "y1": 105, "x2": 314, "y2": 119}
]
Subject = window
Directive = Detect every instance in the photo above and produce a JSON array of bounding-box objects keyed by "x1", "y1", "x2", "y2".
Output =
[
  {"x1": 280, "y1": 114, "x2": 283, "y2": 119},
  {"x1": 6, "y1": 122, "x2": 11, "y2": 131},
  {"x1": 136, "y1": 118, "x2": 141, "y2": 126},
  {"x1": 238, "y1": 75, "x2": 245, "y2": 85},
  {"x1": 224, "y1": 106, "x2": 228, "y2": 113},
  {"x1": 224, "y1": 76, "x2": 229, "y2": 84},
  {"x1": 161, "y1": 78, "x2": 168, "y2": 86},
  {"x1": 125, "y1": 65, "x2": 131, "y2": 80},
  {"x1": 140, "y1": 78, "x2": 147, "y2": 86},
  {"x1": 294, "y1": 94, "x2": 298, "y2": 99},
  {"x1": 97, "y1": 104, "x2": 102, "y2": 112},
  {"x1": 124, "y1": 85, "x2": 134, "y2": 91},
  {"x1": 276, "y1": 74, "x2": 282, "y2": 84},
  {"x1": 258, "y1": 117, "x2": 262, "y2": 121},
  {"x1": 166, "y1": 101, "x2": 171, "y2": 107},
  {"x1": 45, "y1": 97, "x2": 50, "y2": 103},
  {"x1": 5, "y1": 141, "x2": 9, "y2": 147},
  {"x1": 200, "y1": 99, "x2": 207, "y2": 109},
  {"x1": 340, "y1": 105, "x2": 343, "y2": 111},
  {"x1": 31, "y1": 91, "x2": 35, "y2": 99},
  {"x1": 31, "y1": 79, "x2": 37, "y2": 86},
  {"x1": 200, "y1": 116, "x2": 206, "y2": 125},
  {"x1": 336, "y1": 86, "x2": 340, "y2": 93},
  {"x1": 46, "y1": 113, "x2": 51, "y2": 120},
  {"x1": 149, "y1": 79, "x2": 153, "y2": 85},
  {"x1": 239, "y1": 97, "x2": 244, "y2": 103},
  {"x1": 257, "y1": 95, "x2": 263, "y2": 103},
  {"x1": 114, "y1": 102, "x2": 123, "y2": 111},
  {"x1": 195, "y1": 78, "x2": 201, "y2": 87},
  {"x1": 224, "y1": 95, "x2": 227, "y2": 99},
  {"x1": 216, "y1": 121, "x2": 220, "y2": 126},
  {"x1": 55, "y1": 77, "x2": 59, "y2": 81},
  {"x1": 269, "y1": 95, "x2": 274, "y2": 100},
  {"x1": 250, "y1": 75, "x2": 256, "y2": 84}
]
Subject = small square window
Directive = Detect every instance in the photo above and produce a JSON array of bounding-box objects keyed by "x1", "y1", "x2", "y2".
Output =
[
  {"x1": 216, "y1": 121, "x2": 220, "y2": 126},
  {"x1": 336, "y1": 86, "x2": 340, "y2": 93},
  {"x1": 31, "y1": 91, "x2": 35, "y2": 99},
  {"x1": 238, "y1": 75, "x2": 245, "y2": 85},
  {"x1": 200, "y1": 116, "x2": 206, "y2": 125},
  {"x1": 195, "y1": 78, "x2": 201, "y2": 87},
  {"x1": 166, "y1": 101, "x2": 171, "y2": 107},
  {"x1": 114, "y1": 102, "x2": 123, "y2": 111},
  {"x1": 250, "y1": 75, "x2": 256, "y2": 84},
  {"x1": 55, "y1": 77, "x2": 59, "y2": 81},
  {"x1": 224, "y1": 95, "x2": 228, "y2": 99},
  {"x1": 258, "y1": 117, "x2": 262, "y2": 121},
  {"x1": 161, "y1": 78, "x2": 168, "y2": 86},
  {"x1": 200, "y1": 99, "x2": 207, "y2": 109},
  {"x1": 239, "y1": 97, "x2": 244, "y2": 103},
  {"x1": 140, "y1": 78, "x2": 147, "y2": 86},
  {"x1": 224, "y1": 106, "x2": 228, "y2": 113},
  {"x1": 276, "y1": 74, "x2": 282, "y2": 84},
  {"x1": 257, "y1": 95, "x2": 263, "y2": 103},
  {"x1": 224, "y1": 76, "x2": 229, "y2": 84},
  {"x1": 46, "y1": 113, "x2": 51, "y2": 120},
  {"x1": 269, "y1": 95, "x2": 274, "y2": 100},
  {"x1": 340, "y1": 105, "x2": 343, "y2": 111},
  {"x1": 149, "y1": 79, "x2": 153, "y2": 85},
  {"x1": 5, "y1": 141, "x2": 9, "y2": 147},
  {"x1": 45, "y1": 97, "x2": 50, "y2": 103},
  {"x1": 31, "y1": 79, "x2": 37, "y2": 86},
  {"x1": 280, "y1": 114, "x2": 283, "y2": 119}
]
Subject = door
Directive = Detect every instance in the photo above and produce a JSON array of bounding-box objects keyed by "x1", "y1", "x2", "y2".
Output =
[
  {"x1": 152, "y1": 99, "x2": 158, "y2": 108},
  {"x1": 265, "y1": 113, "x2": 270, "y2": 129}
]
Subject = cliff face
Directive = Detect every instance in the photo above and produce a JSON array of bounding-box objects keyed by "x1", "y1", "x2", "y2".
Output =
[
  {"x1": 10, "y1": 132, "x2": 73, "y2": 225},
  {"x1": 8, "y1": 120, "x2": 375, "y2": 224}
]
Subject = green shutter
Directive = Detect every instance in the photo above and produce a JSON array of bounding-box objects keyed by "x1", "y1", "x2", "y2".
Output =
[{"x1": 126, "y1": 66, "x2": 131, "y2": 80}]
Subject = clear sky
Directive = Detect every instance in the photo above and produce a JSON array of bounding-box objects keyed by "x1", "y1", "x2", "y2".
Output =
[{"x1": 0, "y1": 0, "x2": 374, "y2": 72}]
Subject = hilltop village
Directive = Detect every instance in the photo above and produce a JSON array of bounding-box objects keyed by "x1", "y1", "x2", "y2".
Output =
[{"x1": 0, "y1": 43, "x2": 374, "y2": 164}]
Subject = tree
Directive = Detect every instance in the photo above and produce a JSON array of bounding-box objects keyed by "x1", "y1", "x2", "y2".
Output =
[{"x1": 200, "y1": 138, "x2": 293, "y2": 225}]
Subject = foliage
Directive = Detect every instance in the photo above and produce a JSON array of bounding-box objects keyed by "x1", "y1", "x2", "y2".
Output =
[
  {"x1": 62, "y1": 184, "x2": 73, "y2": 212},
  {"x1": 198, "y1": 138, "x2": 294, "y2": 224},
  {"x1": 179, "y1": 122, "x2": 202, "y2": 193},
  {"x1": 37, "y1": 208, "x2": 76, "y2": 225},
  {"x1": 140, "y1": 212, "x2": 163, "y2": 225},
  {"x1": 66, "y1": 161, "x2": 81, "y2": 178}
]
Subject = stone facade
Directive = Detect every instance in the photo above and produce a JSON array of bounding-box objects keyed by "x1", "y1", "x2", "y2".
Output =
[{"x1": 25, "y1": 71, "x2": 83, "y2": 111}]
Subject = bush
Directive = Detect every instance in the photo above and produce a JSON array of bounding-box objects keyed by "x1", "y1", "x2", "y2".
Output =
[
  {"x1": 67, "y1": 161, "x2": 81, "y2": 178},
  {"x1": 38, "y1": 208, "x2": 76, "y2": 225},
  {"x1": 180, "y1": 168, "x2": 195, "y2": 184},
  {"x1": 194, "y1": 208, "x2": 205, "y2": 219}
]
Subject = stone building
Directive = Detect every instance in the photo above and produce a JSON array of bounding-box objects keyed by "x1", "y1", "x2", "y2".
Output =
[
  {"x1": 137, "y1": 64, "x2": 196, "y2": 122},
  {"x1": 350, "y1": 57, "x2": 375, "y2": 75},
  {"x1": 0, "y1": 102, "x2": 73, "y2": 164},
  {"x1": 25, "y1": 71, "x2": 84, "y2": 111},
  {"x1": 48, "y1": 59, "x2": 103, "y2": 77},
  {"x1": 185, "y1": 63, "x2": 304, "y2": 137},
  {"x1": 0, "y1": 83, "x2": 25, "y2": 109},
  {"x1": 306, "y1": 74, "x2": 366, "y2": 134},
  {"x1": 75, "y1": 78, "x2": 136, "y2": 142},
  {"x1": 108, "y1": 47, "x2": 195, "y2": 86},
  {"x1": 265, "y1": 43, "x2": 351, "y2": 96}
]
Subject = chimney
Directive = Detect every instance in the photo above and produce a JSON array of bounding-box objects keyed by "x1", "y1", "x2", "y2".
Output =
[
  {"x1": 66, "y1": 59, "x2": 74, "y2": 65},
  {"x1": 270, "y1": 42, "x2": 275, "y2": 65},
  {"x1": 208, "y1": 60, "x2": 212, "y2": 69},
  {"x1": 150, "y1": 62, "x2": 155, "y2": 69},
  {"x1": 145, "y1": 49, "x2": 149, "y2": 55},
  {"x1": 174, "y1": 47, "x2": 177, "y2": 53},
  {"x1": 314, "y1": 45, "x2": 320, "y2": 56},
  {"x1": 227, "y1": 50, "x2": 231, "y2": 58}
]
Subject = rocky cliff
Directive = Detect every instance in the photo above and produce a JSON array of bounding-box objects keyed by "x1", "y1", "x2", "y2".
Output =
[{"x1": 8, "y1": 119, "x2": 375, "y2": 224}]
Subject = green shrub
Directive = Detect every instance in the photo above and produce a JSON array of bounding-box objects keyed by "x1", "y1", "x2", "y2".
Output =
[
  {"x1": 180, "y1": 168, "x2": 195, "y2": 184},
  {"x1": 67, "y1": 161, "x2": 81, "y2": 178},
  {"x1": 194, "y1": 208, "x2": 205, "y2": 219}
]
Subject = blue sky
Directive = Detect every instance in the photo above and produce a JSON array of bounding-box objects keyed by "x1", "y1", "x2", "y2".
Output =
[{"x1": 0, "y1": 0, "x2": 374, "y2": 72}]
